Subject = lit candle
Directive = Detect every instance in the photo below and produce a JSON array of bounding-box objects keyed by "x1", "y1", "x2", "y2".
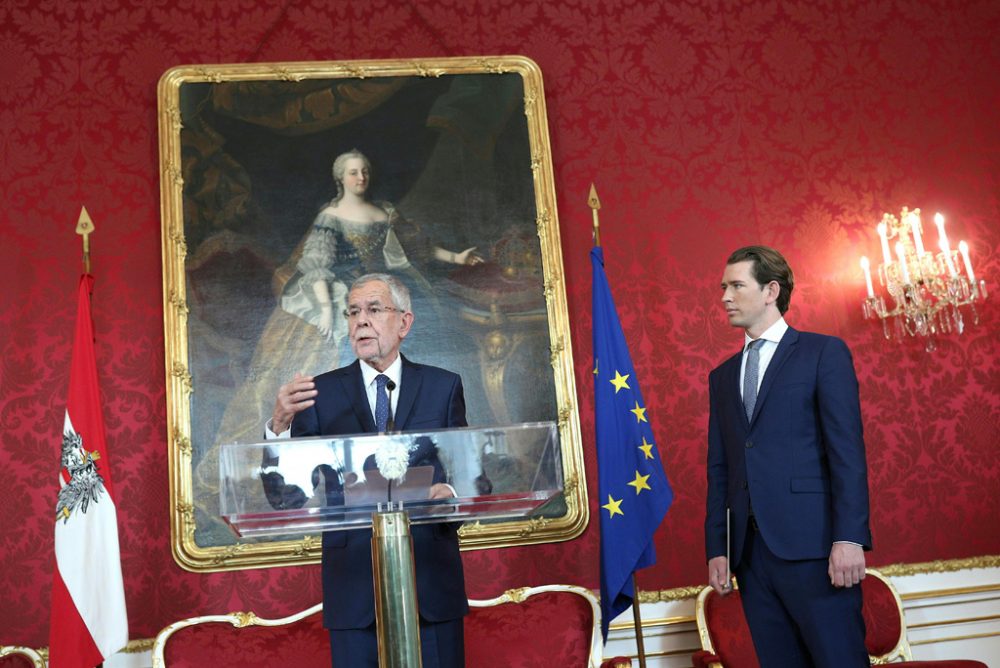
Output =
[
  {"x1": 959, "y1": 241, "x2": 975, "y2": 283},
  {"x1": 909, "y1": 211, "x2": 925, "y2": 256},
  {"x1": 860, "y1": 256, "x2": 874, "y2": 297},
  {"x1": 934, "y1": 212, "x2": 949, "y2": 250},
  {"x1": 896, "y1": 242, "x2": 910, "y2": 284},
  {"x1": 941, "y1": 239, "x2": 958, "y2": 276},
  {"x1": 877, "y1": 222, "x2": 892, "y2": 266}
]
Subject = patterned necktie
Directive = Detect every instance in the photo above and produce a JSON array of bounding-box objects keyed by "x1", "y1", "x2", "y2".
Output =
[
  {"x1": 743, "y1": 339, "x2": 763, "y2": 422},
  {"x1": 375, "y1": 374, "x2": 390, "y2": 432}
]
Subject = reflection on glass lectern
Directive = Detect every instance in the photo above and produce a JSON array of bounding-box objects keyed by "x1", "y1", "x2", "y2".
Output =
[{"x1": 219, "y1": 421, "x2": 563, "y2": 538}]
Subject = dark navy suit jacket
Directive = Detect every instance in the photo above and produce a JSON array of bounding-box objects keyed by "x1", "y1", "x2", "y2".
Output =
[
  {"x1": 292, "y1": 355, "x2": 470, "y2": 630},
  {"x1": 705, "y1": 327, "x2": 872, "y2": 568}
]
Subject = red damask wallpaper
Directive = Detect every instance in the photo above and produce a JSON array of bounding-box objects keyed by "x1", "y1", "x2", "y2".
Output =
[{"x1": 1, "y1": 0, "x2": 998, "y2": 648}]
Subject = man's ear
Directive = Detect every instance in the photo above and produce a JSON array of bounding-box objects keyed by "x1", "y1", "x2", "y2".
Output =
[
  {"x1": 399, "y1": 311, "x2": 414, "y2": 338},
  {"x1": 764, "y1": 280, "x2": 780, "y2": 305}
]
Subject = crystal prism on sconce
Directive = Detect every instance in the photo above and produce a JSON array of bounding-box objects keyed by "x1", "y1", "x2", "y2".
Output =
[{"x1": 858, "y1": 207, "x2": 987, "y2": 351}]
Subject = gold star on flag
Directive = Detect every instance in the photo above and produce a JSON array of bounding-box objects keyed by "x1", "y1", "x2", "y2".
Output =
[
  {"x1": 602, "y1": 494, "x2": 624, "y2": 518},
  {"x1": 630, "y1": 401, "x2": 647, "y2": 423},
  {"x1": 628, "y1": 471, "x2": 651, "y2": 494},
  {"x1": 638, "y1": 437, "x2": 655, "y2": 460},
  {"x1": 593, "y1": 359, "x2": 599, "y2": 375},
  {"x1": 609, "y1": 370, "x2": 630, "y2": 393}
]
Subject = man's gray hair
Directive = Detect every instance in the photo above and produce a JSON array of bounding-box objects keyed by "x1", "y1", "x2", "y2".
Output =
[{"x1": 351, "y1": 273, "x2": 412, "y2": 312}]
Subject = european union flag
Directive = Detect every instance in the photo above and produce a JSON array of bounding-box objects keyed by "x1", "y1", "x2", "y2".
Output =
[{"x1": 592, "y1": 246, "x2": 674, "y2": 642}]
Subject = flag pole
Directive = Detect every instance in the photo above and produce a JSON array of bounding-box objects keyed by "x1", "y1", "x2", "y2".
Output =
[
  {"x1": 588, "y1": 185, "x2": 648, "y2": 668},
  {"x1": 631, "y1": 574, "x2": 647, "y2": 668},
  {"x1": 76, "y1": 206, "x2": 95, "y2": 274}
]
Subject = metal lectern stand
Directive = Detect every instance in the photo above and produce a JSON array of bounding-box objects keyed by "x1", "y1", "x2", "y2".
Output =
[
  {"x1": 218, "y1": 422, "x2": 563, "y2": 668},
  {"x1": 372, "y1": 504, "x2": 421, "y2": 667}
]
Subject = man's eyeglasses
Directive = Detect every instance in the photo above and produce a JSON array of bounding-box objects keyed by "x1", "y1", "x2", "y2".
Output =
[{"x1": 343, "y1": 305, "x2": 402, "y2": 320}]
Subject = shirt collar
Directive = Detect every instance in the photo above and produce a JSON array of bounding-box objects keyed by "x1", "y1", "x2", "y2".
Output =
[
  {"x1": 360, "y1": 354, "x2": 403, "y2": 388},
  {"x1": 744, "y1": 317, "x2": 788, "y2": 350}
]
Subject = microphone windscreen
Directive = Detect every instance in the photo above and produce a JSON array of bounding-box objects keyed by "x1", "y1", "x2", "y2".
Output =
[{"x1": 386, "y1": 380, "x2": 396, "y2": 392}]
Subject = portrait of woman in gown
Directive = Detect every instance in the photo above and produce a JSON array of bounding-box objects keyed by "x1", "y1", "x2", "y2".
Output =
[
  {"x1": 210, "y1": 149, "x2": 479, "y2": 457},
  {"x1": 165, "y1": 69, "x2": 577, "y2": 556}
]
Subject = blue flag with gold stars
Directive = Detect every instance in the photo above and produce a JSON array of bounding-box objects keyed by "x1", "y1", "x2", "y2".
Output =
[{"x1": 592, "y1": 246, "x2": 673, "y2": 642}]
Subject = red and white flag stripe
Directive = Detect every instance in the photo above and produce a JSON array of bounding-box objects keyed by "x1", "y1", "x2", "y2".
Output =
[{"x1": 49, "y1": 275, "x2": 128, "y2": 667}]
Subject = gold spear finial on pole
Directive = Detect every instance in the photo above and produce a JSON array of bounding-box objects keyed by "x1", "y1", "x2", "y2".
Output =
[
  {"x1": 588, "y1": 183, "x2": 601, "y2": 247},
  {"x1": 75, "y1": 206, "x2": 95, "y2": 274}
]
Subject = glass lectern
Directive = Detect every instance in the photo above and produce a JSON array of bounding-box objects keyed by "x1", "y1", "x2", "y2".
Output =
[
  {"x1": 218, "y1": 422, "x2": 564, "y2": 668},
  {"x1": 219, "y1": 421, "x2": 562, "y2": 537}
]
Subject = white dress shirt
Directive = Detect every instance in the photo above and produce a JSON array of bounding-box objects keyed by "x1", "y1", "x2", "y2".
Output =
[
  {"x1": 739, "y1": 317, "x2": 788, "y2": 399},
  {"x1": 358, "y1": 354, "x2": 402, "y2": 425}
]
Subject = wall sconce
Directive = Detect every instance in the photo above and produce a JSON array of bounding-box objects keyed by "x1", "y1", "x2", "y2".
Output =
[{"x1": 858, "y1": 207, "x2": 988, "y2": 351}]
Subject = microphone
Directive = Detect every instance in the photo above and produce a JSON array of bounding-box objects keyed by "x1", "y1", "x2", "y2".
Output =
[{"x1": 385, "y1": 380, "x2": 396, "y2": 432}]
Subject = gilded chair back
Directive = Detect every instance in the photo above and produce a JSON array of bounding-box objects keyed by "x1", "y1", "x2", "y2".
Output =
[
  {"x1": 151, "y1": 603, "x2": 326, "y2": 667},
  {"x1": 693, "y1": 585, "x2": 759, "y2": 668},
  {"x1": 0, "y1": 647, "x2": 46, "y2": 668},
  {"x1": 150, "y1": 584, "x2": 603, "y2": 668},
  {"x1": 466, "y1": 584, "x2": 603, "y2": 668},
  {"x1": 862, "y1": 568, "x2": 912, "y2": 663},
  {"x1": 693, "y1": 569, "x2": 989, "y2": 668}
]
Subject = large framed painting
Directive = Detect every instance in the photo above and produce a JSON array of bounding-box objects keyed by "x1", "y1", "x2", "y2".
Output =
[{"x1": 157, "y1": 56, "x2": 585, "y2": 571}]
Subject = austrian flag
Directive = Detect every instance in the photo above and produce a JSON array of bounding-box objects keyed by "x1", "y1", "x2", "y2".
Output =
[{"x1": 49, "y1": 275, "x2": 128, "y2": 667}]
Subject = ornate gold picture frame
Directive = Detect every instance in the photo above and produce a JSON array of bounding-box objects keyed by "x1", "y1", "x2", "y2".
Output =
[{"x1": 157, "y1": 56, "x2": 585, "y2": 571}]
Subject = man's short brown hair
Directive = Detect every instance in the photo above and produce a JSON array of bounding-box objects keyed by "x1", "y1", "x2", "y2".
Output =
[{"x1": 727, "y1": 246, "x2": 795, "y2": 314}]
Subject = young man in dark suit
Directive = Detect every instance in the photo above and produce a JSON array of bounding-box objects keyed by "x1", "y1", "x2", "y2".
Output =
[
  {"x1": 268, "y1": 273, "x2": 468, "y2": 668},
  {"x1": 705, "y1": 246, "x2": 872, "y2": 667}
]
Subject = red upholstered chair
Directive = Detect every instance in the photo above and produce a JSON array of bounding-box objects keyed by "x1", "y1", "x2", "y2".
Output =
[
  {"x1": 0, "y1": 647, "x2": 45, "y2": 668},
  {"x1": 692, "y1": 569, "x2": 989, "y2": 668},
  {"x1": 600, "y1": 657, "x2": 634, "y2": 667},
  {"x1": 692, "y1": 583, "x2": 758, "y2": 668},
  {"x1": 151, "y1": 602, "x2": 328, "y2": 668},
  {"x1": 465, "y1": 584, "x2": 604, "y2": 668},
  {"x1": 861, "y1": 569, "x2": 987, "y2": 667},
  {"x1": 864, "y1": 568, "x2": 915, "y2": 662},
  {"x1": 152, "y1": 584, "x2": 603, "y2": 667}
]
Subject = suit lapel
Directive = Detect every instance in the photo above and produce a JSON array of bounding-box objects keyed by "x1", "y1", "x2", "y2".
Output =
[
  {"x1": 395, "y1": 354, "x2": 422, "y2": 430},
  {"x1": 337, "y1": 360, "x2": 376, "y2": 433},
  {"x1": 749, "y1": 326, "x2": 799, "y2": 426},
  {"x1": 720, "y1": 350, "x2": 747, "y2": 428}
]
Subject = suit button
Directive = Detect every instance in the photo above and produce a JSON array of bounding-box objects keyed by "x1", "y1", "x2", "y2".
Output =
[
  {"x1": 742, "y1": 481, "x2": 748, "y2": 489},
  {"x1": 745, "y1": 440, "x2": 753, "y2": 449}
]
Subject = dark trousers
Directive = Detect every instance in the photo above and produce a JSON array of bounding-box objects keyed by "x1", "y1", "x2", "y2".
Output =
[
  {"x1": 329, "y1": 618, "x2": 464, "y2": 668},
  {"x1": 734, "y1": 523, "x2": 867, "y2": 668}
]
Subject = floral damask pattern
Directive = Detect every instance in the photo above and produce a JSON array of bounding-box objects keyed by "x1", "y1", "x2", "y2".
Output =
[{"x1": 1, "y1": 0, "x2": 998, "y2": 648}]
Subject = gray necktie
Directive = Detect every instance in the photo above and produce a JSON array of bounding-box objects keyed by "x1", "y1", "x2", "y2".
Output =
[
  {"x1": 375, "y1": 374, "x2": 390, "y2": 432},
  {"x1": 743, "y1": 339, "x2": 763, "y2": 422}
]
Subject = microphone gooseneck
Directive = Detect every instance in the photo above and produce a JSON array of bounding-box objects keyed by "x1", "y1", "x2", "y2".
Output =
[{"x1": 385, "y1": 380, "x2": 396, "y2": 432}]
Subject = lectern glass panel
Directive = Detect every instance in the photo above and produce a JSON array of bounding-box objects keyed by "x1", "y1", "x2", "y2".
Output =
[{"x1": 219, "y1": 422, "x2": 561, "y2": 538}]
